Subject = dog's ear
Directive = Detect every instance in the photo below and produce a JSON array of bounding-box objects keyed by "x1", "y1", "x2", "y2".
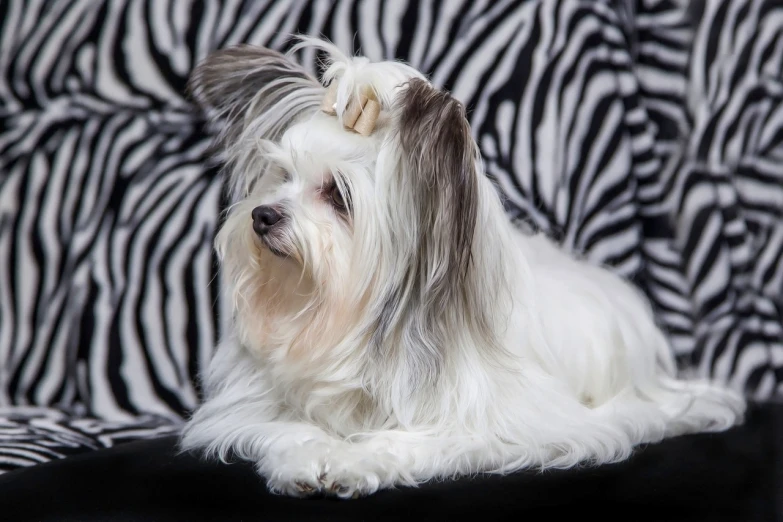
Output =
[
  {"x1": 371, "y1": 79, "x2": 481, "y2": 389},
  {"x1": 188, "y1": 45, "x2": 322, "y2": 144},
  {"x1": 395, "y1": 78, "x2": 479, "y2": 301},
  {"x1": 188, "y1": 45, "x2": 323, "y2": 199}
]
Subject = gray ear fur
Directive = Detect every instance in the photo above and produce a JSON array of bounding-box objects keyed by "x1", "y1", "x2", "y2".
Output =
[
  {"x1": 188, "y1": 45, "x2": 323, "y2": 200},
  {"x1": 372, "y1": 78, "x2": 481, "y2": 389},
  {"x1": 396, "y1": 78, "x2": 479, "y2": 289}
]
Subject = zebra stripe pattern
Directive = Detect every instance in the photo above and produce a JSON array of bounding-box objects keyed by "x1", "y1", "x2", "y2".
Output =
[
  {"x1": 674, "y1": 0, "x2": 783, "y2": 397},
  {"x1": 0, "y1": 407, "x2": 179, "y2": 474},
  {"x1": 0, "y1": 0, "x2": 781, "y2": 473}
]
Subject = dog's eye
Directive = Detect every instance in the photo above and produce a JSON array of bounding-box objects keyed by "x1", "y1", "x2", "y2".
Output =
[{"x1": 329, "y1": 184, "x2": 346, "y2": 211}]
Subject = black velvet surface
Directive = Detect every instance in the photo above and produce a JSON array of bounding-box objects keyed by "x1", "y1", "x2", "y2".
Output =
[{"x1": 1, "y1": 403, "x2": 781, "y2": 522}]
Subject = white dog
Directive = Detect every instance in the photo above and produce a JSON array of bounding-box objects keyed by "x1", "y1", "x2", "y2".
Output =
[{"x1": 180, "y1": 37, "x2": 745, "y2": 499}]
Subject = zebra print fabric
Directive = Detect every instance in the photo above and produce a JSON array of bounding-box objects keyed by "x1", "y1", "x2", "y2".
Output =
[
  {"x1": 0, "y1": 407, "x2": 179, "y2": 474},
  {"x1": 675, "y1": 0, "x2": 783, "y2": 397},
  {"x1": 0, "y1": 0, "x2": 781, "y2": 473}
]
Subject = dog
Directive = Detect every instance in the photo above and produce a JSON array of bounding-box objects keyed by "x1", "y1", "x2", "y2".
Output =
[{"x1": 180, "y1": 36, "x2": 745, "y2": 499}]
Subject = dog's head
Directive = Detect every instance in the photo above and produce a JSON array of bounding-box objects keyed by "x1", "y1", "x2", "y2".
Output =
[{"x1": 191, "y1": 37, "x2": 505, "y2": 404}]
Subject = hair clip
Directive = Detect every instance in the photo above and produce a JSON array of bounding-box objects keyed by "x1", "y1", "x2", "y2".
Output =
[{"x1": 320, "y1": 82, "x2": 380, "y2": 136}]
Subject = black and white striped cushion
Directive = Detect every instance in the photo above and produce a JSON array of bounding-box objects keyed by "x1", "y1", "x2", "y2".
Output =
[
  {"x1": 0, "y1": 407, "x2": 179, "y2": 474},
  {"x1": 673, "y1": 0, "x2": 783, "y2": 396},
  {"x1": 0, "y1": 0, "x2": 781, "y2": 474}
]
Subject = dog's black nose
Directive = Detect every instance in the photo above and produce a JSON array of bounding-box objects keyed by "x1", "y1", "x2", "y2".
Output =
[{"x1": 252, "y1": 205, "x2": 282, "y2": 235}]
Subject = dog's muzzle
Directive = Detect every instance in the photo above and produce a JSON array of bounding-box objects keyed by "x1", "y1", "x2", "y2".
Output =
[{"x1": 252, "y1": 205, "x2": 283, "y2": 236}]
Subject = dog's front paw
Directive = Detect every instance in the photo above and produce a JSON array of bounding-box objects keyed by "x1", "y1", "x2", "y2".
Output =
[
  {"x1": 261, "y1": 439, "x2": 404, "y2": 499},
  {"x1": 264, "y1": 453, "x2": 382, "y2": 499},
  {"x1": 319, "y1": 446, "x2": 403, "y2": 499},
  {"x1": 261, "y1": 441, "x2": 332, "y2": 498},
  {"x1": 265, "y1": 469, "x2": 327, "y2": 498},
  {"x1": 321, "y1": 465, "x2": 382, "y2": 499}
]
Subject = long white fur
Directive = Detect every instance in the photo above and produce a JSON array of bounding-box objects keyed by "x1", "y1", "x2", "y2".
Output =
[{"x1": 181, "y1": 36, "x2": 745, "y2": 499}]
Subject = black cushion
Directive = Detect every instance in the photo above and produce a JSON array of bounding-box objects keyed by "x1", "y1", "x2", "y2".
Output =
[{"x1": 1, "y1": 403, "x2": 781, "y2": 522}]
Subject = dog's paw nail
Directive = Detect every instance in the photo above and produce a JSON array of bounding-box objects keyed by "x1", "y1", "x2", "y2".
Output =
[
  {"x1": 295, "y1": 480, "x2": 317, "y2": 494},
  {"x1": 328, "y1": 482, "x2": 351, "y2": 496}
]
